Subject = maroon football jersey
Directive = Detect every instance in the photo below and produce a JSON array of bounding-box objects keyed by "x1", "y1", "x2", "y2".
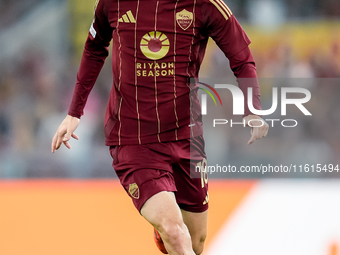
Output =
[{"x1": 68, "y1": 0, "x2": 261, "y2": 145}]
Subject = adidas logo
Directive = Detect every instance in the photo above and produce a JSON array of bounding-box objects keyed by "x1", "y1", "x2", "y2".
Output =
[
  {"x1": 203, "y1": 192, "x2": 209, "y2": 205},
  {"x1": 118, "y1": 10, "x2": 136, "y2": 23}
]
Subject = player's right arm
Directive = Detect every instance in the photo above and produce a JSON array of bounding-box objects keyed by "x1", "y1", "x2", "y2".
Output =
[
  {"x1": 51, "y1": 0, "x2": 113, "y2": 152},
  {"x1": 68, "y1": 0, "x2": 113, "y2": 119}
]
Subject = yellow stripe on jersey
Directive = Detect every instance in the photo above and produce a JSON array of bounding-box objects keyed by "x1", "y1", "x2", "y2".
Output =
[
  {"x1": 127, "y1": 10, "x2": 136, "y2": 23},
  {"x1": 209, "y1": 0, "x2": 232, "y2": 20},
  {"x1": 216, "y1": 0, "x2": 232, "y2": 17},
  {"x1": 122, "y1": 14, "x2": 129, "y2": 22}
]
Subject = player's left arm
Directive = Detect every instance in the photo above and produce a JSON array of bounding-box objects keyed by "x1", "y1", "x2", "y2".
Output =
[
  {"x1": 243, "y1": 114, "x2": 269, "y2": 145},
  {"x1": 229, "y1": 47, "x2": 269, "y2": 145},
  {"x1": 204, "y1": 1, "x2": 268, "y2": 144}
]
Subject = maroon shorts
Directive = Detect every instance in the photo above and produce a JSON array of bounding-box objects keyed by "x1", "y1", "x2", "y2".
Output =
[{"x1": 109, "y1": 136, "x2": 208, "y2": 213}]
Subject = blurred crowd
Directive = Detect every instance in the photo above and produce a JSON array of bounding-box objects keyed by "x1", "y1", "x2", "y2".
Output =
[
  {"x1": 0, "y1": 0, "x2": 339, "y2": 178},
  {"x1": 228, "y1": 0, "x2": 340, "y2": 19},
  {"x1": 206, "y1": 29, "x2": 340, "y2": 178},
  {"x1": 0, "y1": 0, "x2": 44, "y2": 29},
  {"x1": 0, "y1": 47, "x2": 112, "y2": 178}
]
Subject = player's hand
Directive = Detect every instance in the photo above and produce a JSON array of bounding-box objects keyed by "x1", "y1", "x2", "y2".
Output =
[
  {"x1": 51, "y1": 115, "x2": 80, "y2": 153},
  {"x1": 243, "y1": 115, "x2": 269, "y2": 145}
]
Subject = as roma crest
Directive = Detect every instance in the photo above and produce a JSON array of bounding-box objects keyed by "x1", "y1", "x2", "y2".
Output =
[
  {"x1": 129, "y1": 183, "x2": 140, "y2": 199},
  {"x1": 176, "y1": 9, "x2": 193, "y2": 30}
]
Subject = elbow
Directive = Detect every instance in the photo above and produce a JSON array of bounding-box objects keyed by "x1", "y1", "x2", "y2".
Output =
[
  {"x1": 232, "y1": 62, "x2": 257, "y2": 78},
  {"x1": 84, "y1": 38, "x2": 110, "y2": 60}
]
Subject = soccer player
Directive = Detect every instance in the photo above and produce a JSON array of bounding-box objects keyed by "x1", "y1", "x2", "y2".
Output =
[{"x1": 51, "y1": 0, "x2": 268, "y2": 254}]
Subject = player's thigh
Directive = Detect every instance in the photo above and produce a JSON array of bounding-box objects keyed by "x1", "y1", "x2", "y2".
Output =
[
  {"x1": 181, "y1": 209, "x2": 208, "y2": 248},
  {"x1": 110, "y1": 144, "x2": 177, "y2": 212},
  {"x1": 141, "y1": 191, "x2": 183, "y2": 229}
]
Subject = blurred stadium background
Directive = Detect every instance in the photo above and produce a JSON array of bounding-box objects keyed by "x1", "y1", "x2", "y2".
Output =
[{"x1": 0, "y1": 0, "x2": 339, "y2": 254}]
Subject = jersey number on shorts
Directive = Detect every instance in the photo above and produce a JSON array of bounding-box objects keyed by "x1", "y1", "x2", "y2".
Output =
[{"x1": 197, "y1": 158, "x2": 208, "y2": 188}]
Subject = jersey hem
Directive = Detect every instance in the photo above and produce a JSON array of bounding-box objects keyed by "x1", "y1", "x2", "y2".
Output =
[{"x1": 105, "y1": 130, "x2": 203, "y2": 146}]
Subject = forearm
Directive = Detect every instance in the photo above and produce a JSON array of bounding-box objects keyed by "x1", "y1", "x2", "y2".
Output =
[
  {"x1": 229, "y1": 47, "x2": 261, "y2": 117},
  {"x1": 68, "y1": 39, "x2": 109, "y2": 118}
]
